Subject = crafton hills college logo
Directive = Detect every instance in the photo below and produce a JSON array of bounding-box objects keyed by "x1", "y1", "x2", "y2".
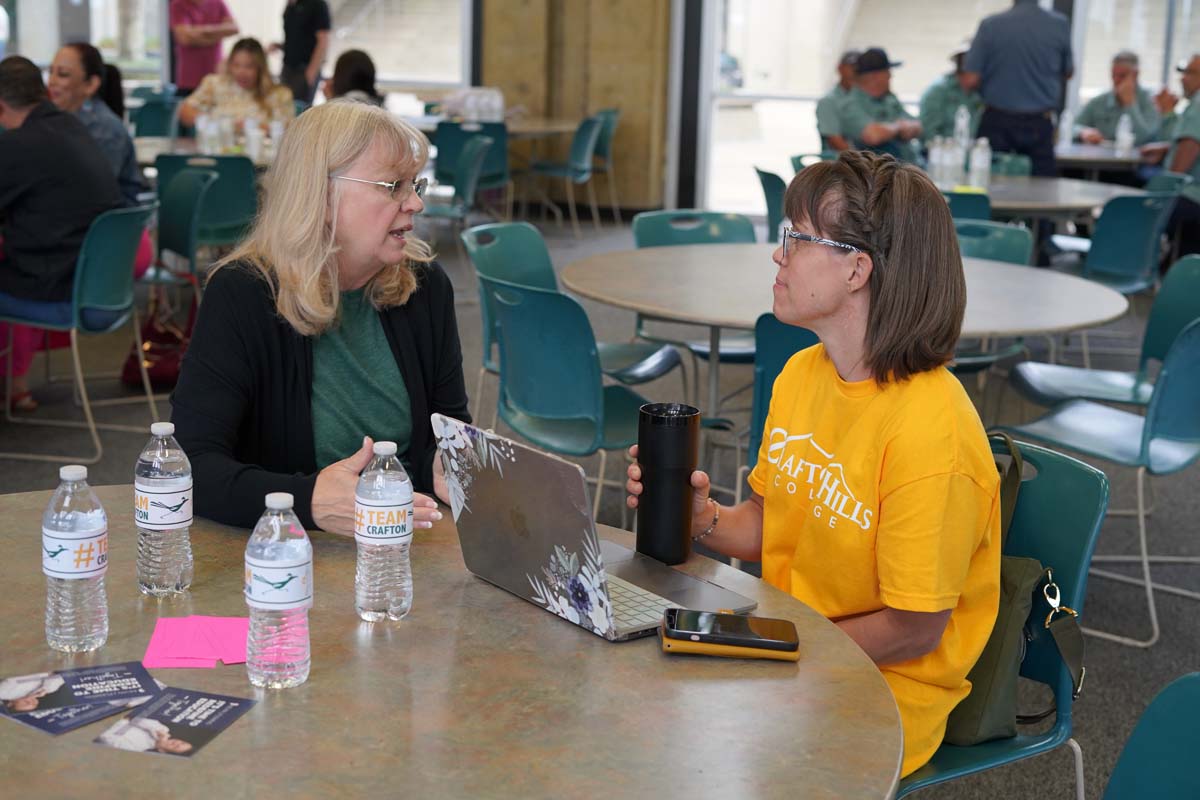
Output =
[{"x1": 764, "y1": 429, "x2": 874, "y2": 531}]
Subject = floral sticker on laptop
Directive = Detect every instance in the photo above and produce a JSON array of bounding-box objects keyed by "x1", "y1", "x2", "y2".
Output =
[
  {"x1": 527, "y1": 537, "x2": 615, "y2": 637},
  {"x1": 432, "y1": 415, "x2": 516, "y2": 519}
]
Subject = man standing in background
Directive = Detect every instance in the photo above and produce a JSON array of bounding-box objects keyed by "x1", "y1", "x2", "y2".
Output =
[
  {"x1": 273, "y1": 0, "x2": 332, "y2": 106},
  {"x1": 169, "y1": 0, "x2": 238, "y2": 97},
  {"x1": 815, "y1": 50, "x2": 859, "y2": 152}
]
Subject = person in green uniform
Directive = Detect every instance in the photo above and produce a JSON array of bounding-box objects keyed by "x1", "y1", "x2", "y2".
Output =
[
  {"x1": 1161, "y1": 54, "x2": 1200, "y2": 256},
  {"x1": 841, "y1": 47, "x2": 922, "y2": 163},
  {"x1": 919, "y1": 44, "x2": 983, "y2": 140},
  {"x1": 1076, "y1": 51, "x2": 1161, "y2": 145},
  {"x1": 815, "y1": 49, "x2": 859, "y2": 152}
]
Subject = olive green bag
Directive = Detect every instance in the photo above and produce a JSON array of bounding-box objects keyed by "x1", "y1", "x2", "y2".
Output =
[{"x1": 943, "y1": 433, "x2": 1086, "y2": 746}]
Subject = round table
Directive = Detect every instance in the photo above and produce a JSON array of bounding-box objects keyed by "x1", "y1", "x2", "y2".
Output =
[
  {"x1": 402, "y1": 114, "x2": 579, "y2": 139},
  {"x1": 561, "y1": 244, "x2": 1129, "y2": 415},
  {"x1": 1054, "y1": 143, "x2": 1144, "y2": 179},
  {"x1": 985, "y1": 175, "x2": 1143, "y2": 219},
  {"x1": 134, "y1": 137, "x2": 272, "y2": 170},
  {"x1": 0, "y1": 485, "x2": 903, "y2": 799}
]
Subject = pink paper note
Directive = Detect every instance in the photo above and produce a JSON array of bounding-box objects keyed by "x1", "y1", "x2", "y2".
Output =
[
  {"x1": 142, "y1": 655, "x2": 219, "y2": 669},
  {"x1": 191, "y1": 615, "x2": 250, "y2": 665}
]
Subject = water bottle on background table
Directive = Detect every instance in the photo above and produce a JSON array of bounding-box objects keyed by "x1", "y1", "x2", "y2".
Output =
[
  {"x1": 354, "y1": 442, "x2": 415, "y2": 622},
  {"x1": 43, "y1": 465, "x2": 108, "y2": 652},
  {"x1": 245, "y1": 493, "x2": 312, "y2": 689}
]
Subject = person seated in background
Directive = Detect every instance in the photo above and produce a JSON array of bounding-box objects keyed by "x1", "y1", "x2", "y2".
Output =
[
  {"x1": 0, "y1": 56, "x2": 122, "y2": 411},
  {"x1": 171, "y1": 101, "x2": 469, "y2": 534},
  {"x1": 1076, "y1": 51, "x2": 1162, "y2": 145},
  {"x1": 323, "y1": 49, "x2": 384, "y2": 107},
  {"x1": 48, "y1": 43, "x2": 143, "y2": 205},
  {"x1": 919, "y1": 43, "x2": 983, "y2": 140},
  {"x1": 178, "y1": 37, "x2": 294, "y2": 130},
  {"x1": 626, "y1": 150, "x2": 1000, "y2": 778},
  {"x1": 841, "y1": 47, "x2": 923, "y2": 162},
  {"x1": 815, "y1": 50, "x2": 859, "y2": 152},
  {"x1": 1154, "y1": 54, "x2": 1200, "y2": 257}
]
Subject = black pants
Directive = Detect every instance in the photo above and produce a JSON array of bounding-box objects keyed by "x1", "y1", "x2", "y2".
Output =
[
  {"x1": 978, "y1": 107, "x2": 1058, "y2": 263},
  {"x1": 280, "y1": 63, "x2": 317, "y2": 106}
]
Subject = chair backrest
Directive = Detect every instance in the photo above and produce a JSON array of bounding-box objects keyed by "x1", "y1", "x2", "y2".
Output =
[
  {"x1": 1102, "y1": 673, "x2": 1200, "y2": 800},
  {"x1": 481, "y1": 275, "x2": 605, "y2": 441},
  {"x1": 954, "y1": 220, "x2": 1033, "y2": 265},
  {"x1": 754, "y1": 167, "x2": 787, "y2": 244},
  {"x1": 632, "y1": 210, "x2": 757, "y2": 247},
  {"x1": 790, "y1": 152, "x2": 837, "y2": 173},
  {"x1": 157, "y1": 168, "x2": 219, "y2": 274},
  {"x1": 1141, "y1": 318, "x2": 1200, "y2": 465},
  {"x1": 1143, "y1": 171, "x2": 1193, "y2": 194},
  {"x1": 131, "y1": 99, "x2": 178, "y2": 137},
  {"x1": 435, "y1": 120, "x2": 509, "y2": 187},
  {"x1": 991, "y1": 151, "x2": 1032, "y2": 176},
  {"x1": 451, "y1": 135, "x2": 494, "y2": 209},
  {"x1": 155, "y1": 154, "x2": 258, "y2": 231},
  {"x1": 747, "y1": 313, "x2": 819, "y2": 471},
  {"x1": 943, "y1": 191, "x2": 992, "y2": 221},
  {"x1": 1002, "y1": 439, "x2": 1108, "y2": 718},
  {"x1": 593, "y1": 108, "x2": 620, "y2": 164},
  {"x1": 566, "y1": 116, "x2": 604, "y2": 181},
  {"x1": 72, "y1": 204, "x2": 159, "y2": 330},
  {"x1": 131, "y1": 85, "x2": 175, "y2": 101},
  {"x1": 1083, "y1": 192, "x2": 1175, "y2": 281},
  {"x1": 293, "y1": 99, "x2": 308, "y2": 117},
  {"x1": 1140, "y1": 255, "x2": 1200, "y2": 367}
]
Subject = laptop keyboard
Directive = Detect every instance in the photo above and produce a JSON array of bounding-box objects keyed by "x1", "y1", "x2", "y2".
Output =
[{"x1": 606, "y1": 575, "x2": 674, "y2": 630}]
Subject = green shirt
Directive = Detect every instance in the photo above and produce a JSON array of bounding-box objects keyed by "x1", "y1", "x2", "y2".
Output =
[
  {"x1": 311, "y1": 289, "x2": 413, "y2": 469},
  {"x1": 918, "y1": 74, "x2": 983, "y2": 140},
  {"x1": 1075, "y1": 87, "x2": 1161, "y2": 144},
  {"x1": 815, "y1": 85, "x2": 852, "y2": 147},
  {"x1": 841, "y1": 87, "x2": 919, "y2": 162},
  {"x1": 1167, "y1": 97, "x2": 1200, "y2": 203}
]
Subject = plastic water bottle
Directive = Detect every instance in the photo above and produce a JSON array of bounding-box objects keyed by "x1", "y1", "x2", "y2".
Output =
[
  {"x1": 969, "y1": 137, "x2": 992, "y2": 188},
  {"x1": 245, "y1": 493, "x2": 313, "y2": 689},
  {"x1": 43, "y1": 466, "x2": 108, "y2": 652},
  {"x1": 1115, "y1": 113, "x2": 1135, "y2": 155},
  {"x1": 927, "y1": 136, "x2": 945, "y2": 186},
  {"x1": 954, "y1": 104, "x2": 972, "y2": 154},
  {"x1": 1057, "y1": 109, "x2": 1075, "y2": 148},
  {"x1": 944, "y1": 137, "x2": 965, "y2": 186},
  {"x1": 354, "y1": 442, "x2": 415, "y2": 622},
  {"x1": 134, "y1": 422, "x2": 193, "y2": 597}
]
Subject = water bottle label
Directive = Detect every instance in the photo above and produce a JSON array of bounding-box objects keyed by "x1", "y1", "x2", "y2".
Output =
[
  {"x1": 353, "y1": 497, "x2": 414, "y2": 546},
  {"x1": 134, "y1": 481, "x2": 193, "y2": 530},
  {"x1": 42, "y1": 527, "x2": 108, "y2": 580},
  {"x1": 244, "y1": 555, "x2": 313, "y2": 610}
]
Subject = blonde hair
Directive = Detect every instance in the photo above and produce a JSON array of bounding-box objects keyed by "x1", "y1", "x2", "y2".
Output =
[{"x1": 215, "y1": 100, "x2": 434, "y2": 336}]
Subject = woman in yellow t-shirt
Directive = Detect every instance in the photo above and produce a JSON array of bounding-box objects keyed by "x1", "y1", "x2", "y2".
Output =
[
  {"x1": 626, "y1": 150, "x2": 1000, "y2": 778},
  {"x1": 179, "y1": 37, "x2": 294, "y2": 130}
]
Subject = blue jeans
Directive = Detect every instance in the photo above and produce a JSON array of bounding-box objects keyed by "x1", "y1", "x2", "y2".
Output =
[{"x1": 0, "y1": 290, "x2": 123, "y2": 332}]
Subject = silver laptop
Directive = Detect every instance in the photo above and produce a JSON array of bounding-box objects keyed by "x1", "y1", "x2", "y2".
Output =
[{"x1": 431, "y1": 414, "x2": 756, "y2": 641}]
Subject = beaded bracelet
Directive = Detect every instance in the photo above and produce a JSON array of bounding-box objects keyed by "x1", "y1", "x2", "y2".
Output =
[{"x1": 692, "y1": 497, "x2": 720, "y2": 543}]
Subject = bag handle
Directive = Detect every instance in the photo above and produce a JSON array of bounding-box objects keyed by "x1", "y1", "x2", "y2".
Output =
[{"x1": 987, "y1": 431, "x2": 1023, "y2": 547}]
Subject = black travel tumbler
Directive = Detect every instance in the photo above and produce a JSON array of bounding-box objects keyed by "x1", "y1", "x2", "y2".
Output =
[{"x1": 635, "y1": 402, "x2": 701, "y2": 565}]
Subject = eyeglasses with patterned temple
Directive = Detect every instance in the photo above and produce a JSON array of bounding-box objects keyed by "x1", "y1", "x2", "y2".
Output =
[
  {"x1": 782, "y1": 226, "x2": 863, "y2": 259},
  {"x1": 331, "y1": 175, "x2": 428, "y2": 202}
]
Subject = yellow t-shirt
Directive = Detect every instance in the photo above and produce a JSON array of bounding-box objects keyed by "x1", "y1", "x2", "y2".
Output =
[{"x1": 747, "y1": 344, "x2": 1000, "y2": 777}]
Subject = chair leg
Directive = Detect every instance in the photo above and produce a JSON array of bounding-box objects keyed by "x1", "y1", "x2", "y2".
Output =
[
  {"x1": 565, "y1": 179, "x2": 581, "y2": 239},
  {"x1": 586, "y1": 178, "x2": 601, "y2": 231},
  {"x1": 69, "y1": 330, "x2": 104, "y2": 464},
  {"x1": 131, "y1": 306, "x2": 160, "y2": 423},
  {"x1": 1080, "y1": 330, "x2": 1092, "y2": 369},
  {"x1": 678, "y1": 356, "x2": 689, "y2": 405},
  {"x1": 606, "y1": 163, "x2": 621, "y2": 226},
  {"x1": 1066, "y1": 737, "x2": 1085, "y2": 800}
]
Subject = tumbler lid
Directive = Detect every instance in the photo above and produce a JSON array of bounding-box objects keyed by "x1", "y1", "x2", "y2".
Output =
[{"x1": 639, "y1": 402, "x2": 700, "y2": 427}]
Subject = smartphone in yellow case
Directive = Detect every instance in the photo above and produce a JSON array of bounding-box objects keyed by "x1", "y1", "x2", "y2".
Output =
[{"x1": 661, "y1": 608, "x2": 800, "y2": 662}]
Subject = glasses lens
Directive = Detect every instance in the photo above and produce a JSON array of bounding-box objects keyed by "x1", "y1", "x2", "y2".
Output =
[{"x1": 414, "y1": 178, "x2": 427, "y2": 198}]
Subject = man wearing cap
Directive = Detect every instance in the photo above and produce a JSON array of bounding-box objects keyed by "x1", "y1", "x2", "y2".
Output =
[
  {"x1": 962, "y1": 0, "x2": 1073, "y2": 177},
  {"x1": 1076, "y1": 51, "x2": 1162, "y2": 145},
  {"x1": 840, "y1": 47, "x2": 922, "y2": 163},
  {"x1": 919, "y1": 45, "x2": 984, "y2": 140},
  {"x1": 1158, "y1": 55, "x2": 1200, "y2": 255},
  {"x1": 815, "y1": 50, "x2": 859, "y2": 152}
]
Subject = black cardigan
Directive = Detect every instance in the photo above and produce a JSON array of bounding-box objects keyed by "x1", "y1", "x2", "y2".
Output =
[{"x1": 171, "y1": 262, "x2": 471, "y2": 530}]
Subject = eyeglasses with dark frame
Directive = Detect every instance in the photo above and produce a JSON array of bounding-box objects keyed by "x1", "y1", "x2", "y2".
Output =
[
  {"x1": 331, "y1": 175, "x2": 428, "y2": 202},
  {"x1": 781, "y1": 226, "x2": 864, "y2": 259}
]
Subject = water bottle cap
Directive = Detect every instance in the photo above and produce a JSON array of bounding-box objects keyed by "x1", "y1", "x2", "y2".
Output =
[
  {"x1": 265, "y1": 492, "x2": 294, "y2": 510},
  {"x1": 59, "y1": 465, "x2": 87, "y2": 482},
  {"x1": 151, "y1": 422, "x2": 175, "y2": 436},
  {"x1": 373, "y1": 441, "x2": 398, "y2": 456}
]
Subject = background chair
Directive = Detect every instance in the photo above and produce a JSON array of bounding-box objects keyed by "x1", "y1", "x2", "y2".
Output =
[
  {"x1": 154, "y1": 154, "x2": 258, "y2": 249},
  {"x1": 424, "y1": 135, "x2": 493, "y2": 258},
  {"x1": 130, "y1": 84, "x2": 175, "y2": 102},
  {"x1": 943, "y1": 191, "x2": 992, "y2": 220},
  {"x1": 1101, "y1": 672, "x2": 1200, "y2": 799},
  {"x1": 461, "y1": 222, "x2": 684, "y2": 427},
  {"x1": 790, "y1": 151, "x2": 838, "y2": 172},
  {"x1": 130, "y1": 98, "x2": 179, "y2": 138},
  {"x1": 754, "y1": 167, "x2": 787, "y2": 243},
  {"x1": 898, "y1": 440, "x2": 1109, "y2": 799},
  {"x1": 996, "y1": 319, "x2": 1200, "y2": 649},
  {"x1": 481, "y1": 274, "x2": 645, "y2": 525},
  {"x1": 434, "y1": 120, "x2": 513, "y2": 219},
  {"x1": 142, "y1": 168, "x2": 219, "y2": 289},
  {"x1": 0, "y1": 205, "x2": 160, "y2": 464},
  {"x1": 526, "y1": 116, "x2": 604, "y2": 238},
  {"x1": 990, "y1": 152, "x2": 1033, "y2": 176},
  {"x1": 1050, "y1": 193, "x2": 1175, "y2": 295},
  {"x1": 593, "y1": 108, "x2": 622, "y2": 225}
]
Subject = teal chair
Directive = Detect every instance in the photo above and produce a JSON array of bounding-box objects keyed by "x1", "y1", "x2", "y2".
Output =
[
  {"x1": 631, "y1": 210, "x2": 758, "y2": 404},
  {"x1": 482, "y1": 274, "x2": 647, "y2": 524},
  {"x1": 1144, "y1": 171, "x2": 1193, "y2": 193},
  {"x1": 131, "y1": 98, "x2": 179, "y2": 138},
  {"x1": 434, "y1": 121, "x2": 513, "y2": 219},
  {"x1": 293, "y1": 99, "x2": 308, "y2": 117},
  {"x1": 131, "y1": 85, "x2": 175, "y2": 101},
  {"x1": 0, "y1": 204, "x2": 160, "y2": 464},
  {"x1": 593, "y1": 108, "x2": 622, "y2": 225},
  {"x1": 143, "y1": 168, "x2": 220, "y2": 288},
  {"x1": 424, "y1": 135, "x2": 493, "y2": 251},
  {"x1": 155, "y1": 154, "x2": 258, "y2": 248},
  {"x1": 1010, "y1": 255, "x2": 1200, "y2": 409},
  {"x1": 1102, "y1": 673, "x2": 1200, "y2": 799},
  {"x1": 954, "y1": 220, "x2": 1033, "y2": 265},
  {"x1": 754, "y1": 167, "x2": 786, "y2": 244},
  {"x1": 734, "y1": 313, "x2": 819, "y2": 504},
  {"x1": 991, "y1": 152, "x2": 1032, "y2": 176},
  {"x1": 1050, "y1": 193, "x2": 1176, "y2": 295},
  {"x1": 460, "y1": 222, "x2": 684, "y2": 426},
  {"x1": 790, "y1": 151, "x2": 838, "y2": 172},
  {"x1": 897, "y1": 440, "x2": 1109, "y2": 798},
  {"x1": 997, "y1": 319, "x2": 1200, "y2": 649},
  {"x1": 943, "y1": 191, "x2": 992, "y2": 220},
  {"x1": 527, "y1": 116, "x2": 605, "y2": 238}
]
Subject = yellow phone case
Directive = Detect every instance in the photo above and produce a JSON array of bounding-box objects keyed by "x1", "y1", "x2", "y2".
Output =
[{"x1": 660, "y1": 625, "x2": 801, "y2": 662}]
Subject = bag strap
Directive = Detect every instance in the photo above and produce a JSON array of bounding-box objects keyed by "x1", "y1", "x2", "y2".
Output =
[
  {"x1": 987, "y1": 431, "x2": 1023, "y2": 547},
  {"x1": 1017, "y1": 569, "x2": 1087, "y2": 725}
]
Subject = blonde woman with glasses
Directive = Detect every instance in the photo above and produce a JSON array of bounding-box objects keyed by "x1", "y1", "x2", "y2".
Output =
[
  {"x1": 171, "y1": 100, "x2": 469, "y2": 535},
  {"x1": 626, "y1": 150, "x2": 1001, "y2": 778}
]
